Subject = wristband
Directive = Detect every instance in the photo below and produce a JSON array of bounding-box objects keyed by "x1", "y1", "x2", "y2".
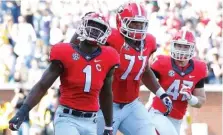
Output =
[
  {"x1": 104, "y1": 126, "x2": 113, "y2": 130},
  {"x1": 156, "y1": 87, "x2": 166, "y2": 98},
  {"x1": 188, "y1": 95, "x2": 199, "y2": 106}
]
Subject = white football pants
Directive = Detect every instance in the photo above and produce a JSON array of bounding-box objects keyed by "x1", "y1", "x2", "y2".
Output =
[
  {"x1": 54, "y1": 105, "x2": 97, "y2": 135},
  {"x1": 97, "y1": 98, "x2": 156, "y2": 135},
  {"x1": 147, "y1": 107, "x2": 182, "y2": 135}
]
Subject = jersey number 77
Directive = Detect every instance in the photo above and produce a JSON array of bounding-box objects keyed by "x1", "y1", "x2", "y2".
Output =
[{"x1": 121, "y1": 54, "x2": 147, "y2": 80}]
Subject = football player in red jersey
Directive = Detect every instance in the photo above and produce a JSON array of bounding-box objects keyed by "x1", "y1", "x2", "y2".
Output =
[
  {"x1": 147, "y1": 29, "x2": 208, "y2": 135},
  {"x1": 70, "y1": 3, "x2": 173, "y2": 135},
  {"x1": 8, "y1": 12, "x2": 120, "y2": 135}
]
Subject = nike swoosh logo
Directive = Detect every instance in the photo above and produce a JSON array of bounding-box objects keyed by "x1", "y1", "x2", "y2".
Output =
[
  {"x1": 94, "y1": 59, "x2": 101, "y2": 62},
  {"x1": 189, "y1": 76, "x2": 195, "y2": 78}
]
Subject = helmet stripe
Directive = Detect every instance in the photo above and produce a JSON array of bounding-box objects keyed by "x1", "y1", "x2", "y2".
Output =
[
  {"x1": 182, "y1": 29, "x2": 186, "y2": 40},
  {"x1": 136, "y1": 3, "x2": 142, "y2": 16}
]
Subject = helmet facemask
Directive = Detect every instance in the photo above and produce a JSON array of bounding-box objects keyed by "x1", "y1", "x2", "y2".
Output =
[
  {"x1": 170, "y1": 40, "x2": 195, "y2": 61},
  {"x1": 120, "y1": 16, "x2": 148, "y2": 41},
  {"x1": 78, "y1": 18, "x2": 111, "y2": 45}
]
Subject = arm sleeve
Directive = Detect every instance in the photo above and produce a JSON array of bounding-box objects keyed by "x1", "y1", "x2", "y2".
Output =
[
  {"x1": 49, "y1": 45, "x2": 61, "y2": 61},
  {"x1": 145, "y1": 34, "x2": 157, "y2": 56},
  {"x1": 109, "y1": 47, "x2": 120, "y2": 69},
  {"x1": 150, "y1": 39, "x2": 157, "y2": 55},
  {"x1": 106, "y1": 28, "x2": 123, "y2": 52},
  {"x1": 151, "y1": 68, "x2": 160, "y2": 79},
  {"x1": 151, "y1": 56, "x2": 161, "y2": 73},
  {"x1": 195, "y1": 78, "x2": 205, "y2": 88},
  {"x1": 49, "y1": 44, "x2": 65, "y2": 69},
  {"x1": 195, "y1": 62, "x2": 208, "y2": 88}
]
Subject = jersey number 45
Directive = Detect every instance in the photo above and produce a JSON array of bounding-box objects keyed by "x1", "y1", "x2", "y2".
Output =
[{"x1": 166, "y1": 80, "x2": 194, "y2": 101}]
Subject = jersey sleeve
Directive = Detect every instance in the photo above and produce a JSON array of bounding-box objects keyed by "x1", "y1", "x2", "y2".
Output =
[
  {"x1": 49, "y1": 43, "x2": 69, "y2": 66},
  {"x1": 199, "y1": 61, "x2": 208, "y2": 79},
  {"x1": 108, "y1": 46, "x2": 120, "y2": 69},
  {"x1": 145, "y1": 34, "x2": 157, "y2": 55},
  {"x1": 194, "y1": 61, "x2": 208, "y2": 88},
  {"x1": 151, "y1": 55, "x2": 163, "y2": 74},
  {"x1": 49, "y1": 44, "x2": 62, "y2": 61},
  {"x1": 106, "y1": 28, "x2": 123, "y2": 52}
]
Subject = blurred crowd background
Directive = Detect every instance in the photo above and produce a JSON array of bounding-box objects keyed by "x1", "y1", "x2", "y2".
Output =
[{"x1": 0, "y1": 0, "x2": 222, "y2": 135}]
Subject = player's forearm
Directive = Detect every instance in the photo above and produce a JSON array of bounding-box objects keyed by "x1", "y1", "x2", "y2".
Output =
[
  {"x1": 99, "y1": 90, "x2": 113, "y2": 127},
  {"x1": 23, "y1": 62, "x2": 61, "y2": 111},
  {"x1": 189, "y1": 96, "x2": 206, "y2": 108},
  {"x1": 23, "y1": 82, "x2": 50, "y2": 110},
  {"x1": 142, "y1": 66, "x2": 162, "y2": 94}
]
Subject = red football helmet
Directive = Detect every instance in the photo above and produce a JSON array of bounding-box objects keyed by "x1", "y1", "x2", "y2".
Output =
[
  {"x1": 170, "y1": 29, "x2": 196, "y2": 61},
  {"x1": 77, "y1": 12, "x2": 111, "y2": 45},
  {"x1": 116, "y1": 3, "x2": 148, "y2": 40}
]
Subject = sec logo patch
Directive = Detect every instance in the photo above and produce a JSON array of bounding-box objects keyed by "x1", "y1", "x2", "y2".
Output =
[
  {"x1": 168, "y1": 70, "x2": 175, "y2": 77},
  {"x1": 72, "y1": 53, "x2": 80, "y2": 60}
]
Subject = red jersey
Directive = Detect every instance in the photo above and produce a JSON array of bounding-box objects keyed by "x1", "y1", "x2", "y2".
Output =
[
  {"x1": 151, "y1": 55, "x2": 207, "y2": 119},
  {"x1": 107, "y1": 28, "x2": 157, "y2": 103},
  {"x1": 49, "y1": 43, "x2": 120, "y2": 111}
]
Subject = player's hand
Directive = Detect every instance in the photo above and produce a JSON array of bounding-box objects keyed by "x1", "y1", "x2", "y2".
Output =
[
  {"x1": 9, "y1": 111, "x2": 27, "y2": 131},
  {"x1": 160, "y1": 94, "x2": 173, "y2": 116},
  {"x1": 180, "y1": 85, "x2": 192, "y2": 100},
  {"x1": 103, "y1": 128, "x2": 113, "y2": 135},
  {"x1": 9, "y1": 104, "x2": 30, "y2": 131}
]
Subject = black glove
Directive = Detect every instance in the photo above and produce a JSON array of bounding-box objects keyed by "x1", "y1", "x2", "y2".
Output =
[
  {"x1": 9, "y1": 104, "x2": 30, "y2": 131},
  {"x1": 160, "y1": 94, "x2": 173, "y2": 116},
  {"x1": 103, "y1": 129, "x2": 113, "y2": 135}
]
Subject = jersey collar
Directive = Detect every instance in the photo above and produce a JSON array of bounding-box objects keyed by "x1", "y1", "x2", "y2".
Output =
[
  {"x1": 125, "y1": 40, "x2": 144, "y2": 52},
  {"x1": 171, "y1": 58, "x2": 194, "y2": 77},
  {"x1": 71, "y1": 44, "x2": 102, "y2": 61}
]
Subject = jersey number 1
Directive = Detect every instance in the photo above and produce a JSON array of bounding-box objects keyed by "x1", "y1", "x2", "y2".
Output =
[
  {"x1": 83, "y1": 65, "x2": 91, "y2": 92},
  {"x1": 121, "y1": 54, "x2": 147, "y2": 80}
]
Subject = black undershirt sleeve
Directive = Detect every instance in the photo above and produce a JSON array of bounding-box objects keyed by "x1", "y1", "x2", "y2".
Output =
[
  {"x1": 151, "y1": 68, "x2": 160, "y2": 79},
  {"x1": 51, "y1": 60, "x2": 64, "y2": 73},
  {"x1": 195, "y1": 78, "x2": 205, "y2": 88}
]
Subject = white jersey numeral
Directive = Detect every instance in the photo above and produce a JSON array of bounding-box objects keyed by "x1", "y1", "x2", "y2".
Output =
[
  {"x1": 121, "y1": 54, "x2": 147, "y2": 80},
  {"x1": 83, "y1": 65, "x2": 92, "y2": 92},
  {"x1": 166, "y1": 80, "x2": 193, "y2": 101}
]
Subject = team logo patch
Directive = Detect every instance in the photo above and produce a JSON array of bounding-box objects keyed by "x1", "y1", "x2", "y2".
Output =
[
  {"x1": 96, "y1": 64, "x2": 101, "y2": 71},
  {"x1": 168, "y1": 70, "x2": 175, "y2": 77},
  {"x1": 72, "y1": 53, "x2": 80, "y2": 60}
]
